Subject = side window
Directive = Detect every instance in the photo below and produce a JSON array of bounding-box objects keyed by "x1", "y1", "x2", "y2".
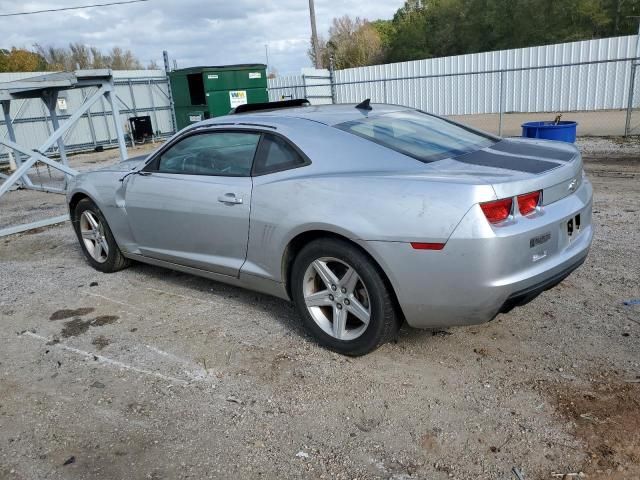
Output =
[
  {"x1": 253, "y1": 134, "x2": 307, "y2": 175},
  {"x1": 155, "y1": 132, "x2": 260, "y2": 176}
]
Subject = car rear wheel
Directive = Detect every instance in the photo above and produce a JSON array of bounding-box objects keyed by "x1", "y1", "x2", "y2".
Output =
[
  {"x1": 73, "y1": 198, "x2": 130, "y2": 273},
  {"x1": 291, "y1": 238, "x2": 401, "y2": 356}
]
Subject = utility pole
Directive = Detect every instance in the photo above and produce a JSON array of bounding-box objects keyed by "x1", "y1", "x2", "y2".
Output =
[
  {"x1": 308, "y1": 0, "x2": 321, "y2": 69},
  {"x1": 264, "y1": 44, "x2": 270, "y2": 73}
]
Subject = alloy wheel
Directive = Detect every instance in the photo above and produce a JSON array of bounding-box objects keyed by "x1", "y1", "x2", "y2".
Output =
[
  {"x1": 79, "y1": 210, "x2": 109, "y2": 263},
  {"x1": 302, "y1": 257, "x2": 371, "y2": 341}
]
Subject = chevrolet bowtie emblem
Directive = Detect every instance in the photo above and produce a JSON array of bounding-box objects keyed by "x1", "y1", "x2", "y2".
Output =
[{"x1": 568, "y1": 178, "x2": 578, "y2": 192}]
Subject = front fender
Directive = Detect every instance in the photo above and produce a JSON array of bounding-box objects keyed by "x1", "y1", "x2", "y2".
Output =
[{"x1": 67, "y1": 171, "x2": 135, "y2": 252}]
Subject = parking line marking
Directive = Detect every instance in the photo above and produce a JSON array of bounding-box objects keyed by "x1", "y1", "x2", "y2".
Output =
[
  {"x1": 144, "y1": 344, "x2": 209, "y2": 380},
  {"x1": 145, "y1": 287, "x2": 227, "y2": 307},
  {"x1": 84, "y1": 291, "x2": 144, "y2": 311},
  {"x1": 22, "y1": 332, "x2": 189, "y2": 384}
]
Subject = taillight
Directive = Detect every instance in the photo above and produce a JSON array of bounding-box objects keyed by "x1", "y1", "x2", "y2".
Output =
[
  {"x1": 480, "y1": 198, "x2": 512, "y2": 224},
  {"x1": 517, "y1": 191, "x2": 541, "y2": 216}
]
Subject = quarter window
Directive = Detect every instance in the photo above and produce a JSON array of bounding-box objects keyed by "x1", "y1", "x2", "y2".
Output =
[
  {"x1": 253, "y1": 134, "x2": 307, "y2": 175},
  {"x1": 156, "y1": 132, "x2": 260, "y2": 176}
]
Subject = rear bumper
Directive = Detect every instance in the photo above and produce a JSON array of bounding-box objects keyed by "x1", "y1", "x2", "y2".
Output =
[
  {"x1": 364, "y1": 177, "x2": 593, "y2": 328},
  {"x1": 498, "y1": 252, "x2": 587, "y2": 314}
]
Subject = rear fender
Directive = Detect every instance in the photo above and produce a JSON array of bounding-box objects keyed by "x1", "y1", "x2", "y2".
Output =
[{"x1": 245, "y1": 173, "x2": 496, "y2": 284}]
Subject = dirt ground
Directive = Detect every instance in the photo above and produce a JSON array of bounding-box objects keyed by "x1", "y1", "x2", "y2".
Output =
[{"x1": 0, "y1": 139, "x2": 639, "y2": 480}]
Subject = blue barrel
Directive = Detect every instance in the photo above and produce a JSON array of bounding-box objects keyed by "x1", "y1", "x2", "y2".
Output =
[{"x1": 521, "y1": 121, "x2": 577, "y2": 143}]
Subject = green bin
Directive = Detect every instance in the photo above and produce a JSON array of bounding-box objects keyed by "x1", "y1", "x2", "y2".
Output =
[{"x1": 169, "y1": 64, "x2": 268, "y2": 131}]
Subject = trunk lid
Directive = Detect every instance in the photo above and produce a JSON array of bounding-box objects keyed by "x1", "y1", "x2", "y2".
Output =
[{"x1": 451, "y1": 138, "x2": 583, "y2": 205}]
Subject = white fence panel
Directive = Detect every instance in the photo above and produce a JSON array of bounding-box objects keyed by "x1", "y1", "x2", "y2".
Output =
[
  {"x1": 331, "y1": 35, "x2": 637, "y2": 115},
  {"x1": 267, "y1": 74, "x2": 306, "y2": 102}
]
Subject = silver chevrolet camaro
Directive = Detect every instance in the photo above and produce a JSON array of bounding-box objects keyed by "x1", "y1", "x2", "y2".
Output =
[{"x1": 67, "y1": 100, "x2": 593, "y2": 355}]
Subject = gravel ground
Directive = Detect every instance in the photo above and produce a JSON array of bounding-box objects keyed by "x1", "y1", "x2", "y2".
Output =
[
  {"x1": 0, "y1": 140, "x2": 639, "y2": 480},
  {"x1": 577, "y1": 136, "x2": 640, "y2": 158}
]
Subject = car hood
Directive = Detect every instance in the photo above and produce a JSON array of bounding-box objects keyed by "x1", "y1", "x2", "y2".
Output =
[{"x1": 96, "y1": 155, "x2": 148, "y2": 173}]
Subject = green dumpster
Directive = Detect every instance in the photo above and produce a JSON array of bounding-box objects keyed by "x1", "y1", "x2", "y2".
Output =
[{"x1": 169, "y1": 64, "x2": 268, "y2": 131}]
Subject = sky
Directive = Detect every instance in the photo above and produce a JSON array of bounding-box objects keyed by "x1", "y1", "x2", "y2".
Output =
[{"x1": 0, "y1": 0, "x2": 405, "y2": 75}]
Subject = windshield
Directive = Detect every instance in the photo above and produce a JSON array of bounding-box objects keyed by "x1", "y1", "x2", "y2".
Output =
[{"x1": 335, "y1": 110, "x2": 497, "y2": 162}]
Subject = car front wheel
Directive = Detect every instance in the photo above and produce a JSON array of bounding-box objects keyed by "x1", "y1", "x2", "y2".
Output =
[
  {"x1": 73, "y1": 198, "x2": 130, "y2": 273},
  {"x1": 291, "y1": 238, "x2": 401, "y2": 356}
]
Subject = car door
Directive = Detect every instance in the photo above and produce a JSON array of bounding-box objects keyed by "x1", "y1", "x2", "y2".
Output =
[{"x1": 123, "y1": 129, "x2": 261, "y2": 277}]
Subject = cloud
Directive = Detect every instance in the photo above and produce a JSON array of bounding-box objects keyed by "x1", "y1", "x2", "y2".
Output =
[{"x1": 0, "y1": 0, "x2": 405, "y2": 75}]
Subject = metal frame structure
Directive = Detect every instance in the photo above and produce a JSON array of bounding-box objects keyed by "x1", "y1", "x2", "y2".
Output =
[
  {"x1": 0, "y1": 70, "x2": 128, "y2": 199},
  {"x1": 0, "y1": 75, "x2": 173, "y2": 162}
]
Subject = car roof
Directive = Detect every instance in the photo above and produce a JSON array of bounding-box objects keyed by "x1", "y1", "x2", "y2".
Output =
[{"x1": 195, "y1": 103, "x2": 414, "y2": 129}]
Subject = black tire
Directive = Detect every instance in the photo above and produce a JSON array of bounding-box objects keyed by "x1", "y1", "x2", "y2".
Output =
[
  {"x1": 291, "y1": 238, "x2": 401, "y2": 356},
  {"x1": 73, "y1": 198, "x2": 130, "y2": 273}
]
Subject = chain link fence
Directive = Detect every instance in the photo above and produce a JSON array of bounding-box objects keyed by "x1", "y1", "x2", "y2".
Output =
[{"x1": 268, "y1": 57, "x2": 639, "y2": 138}]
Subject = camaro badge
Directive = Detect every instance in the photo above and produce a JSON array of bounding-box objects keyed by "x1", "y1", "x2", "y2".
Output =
[{"x1": 530, "y1": 232, "x2": 551, "y2": 248}]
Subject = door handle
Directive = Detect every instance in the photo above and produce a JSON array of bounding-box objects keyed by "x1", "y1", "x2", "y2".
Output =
[{"x1": 217, "y1": 193, "x2": 243, "y2": 205}]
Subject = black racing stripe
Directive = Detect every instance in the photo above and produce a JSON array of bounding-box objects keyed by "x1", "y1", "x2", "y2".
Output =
[
  {"x1": 454, "y1": 149, "x2": 560, "y2": 174},
  {"x1": 490, "y1": 139, "x2": 574, "y2": 162}
]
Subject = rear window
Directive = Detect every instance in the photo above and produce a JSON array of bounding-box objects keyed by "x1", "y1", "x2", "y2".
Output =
[{"x1": 336, "y1": 110, "x2": 497, "y2": 162}]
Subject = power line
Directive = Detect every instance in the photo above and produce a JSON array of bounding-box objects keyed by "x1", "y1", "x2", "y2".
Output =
[{"x1": 0, "y1": 0, "x2": 150, "y2": 17}]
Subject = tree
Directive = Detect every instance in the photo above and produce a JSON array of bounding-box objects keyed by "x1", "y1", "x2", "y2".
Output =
[
  {"x1": 69, "y1": 42, "x2": 92, "y2": 69},
  {"x1": 309, "y1": 16, "x2": 385, "y2": 69},
  {"x1": 381, "y1": 0, "x2": 640, "y2": 64},
  {"x1": 33, "y1": 43, "x2": 144, "y2": 71},
  {"x1": 108, "y1": 47, "x2": 142, "y2": 70},
  {"x1": 90, "y1": 47, "x2": 105, "y2": 68},
  {"x1": 0, "y1": 47, "x2": 47, "y2": 72},
  {"x1": 370, "y1": 19, "x2": 396, "y2": 51},
  {"x1": 385, "y1": 1, "x2": 432, "y2": 61},
  {"x1": 35, "y1": 44, "x2": 70, "y2": 70},
  {"x1": 2, "y1": 44, "x2": 149, "y2": 72}
]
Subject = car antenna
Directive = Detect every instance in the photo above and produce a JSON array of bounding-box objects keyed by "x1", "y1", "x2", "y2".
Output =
[{"x1": 355, "y1": 98, "x2": 372, "y2": 111}]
